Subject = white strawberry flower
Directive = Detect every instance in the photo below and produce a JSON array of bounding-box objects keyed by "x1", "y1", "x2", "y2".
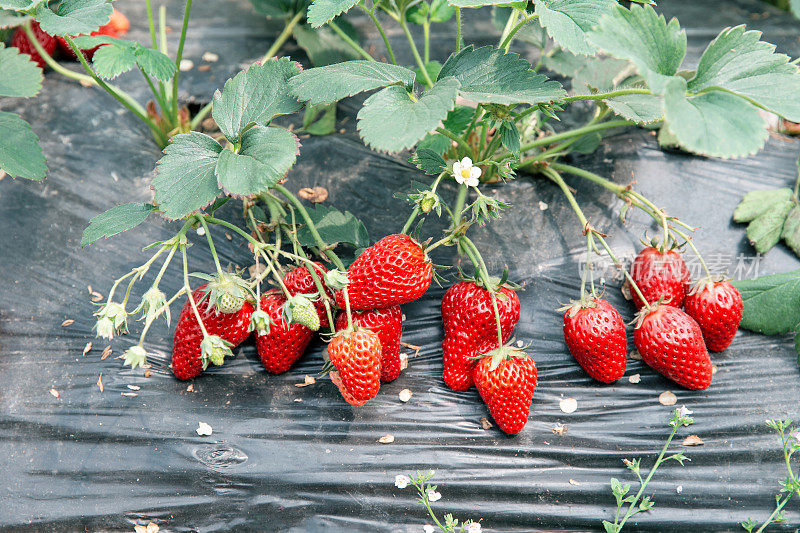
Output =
[
  {"x1": 790, "y1": 429, "x2": 800, "y2": 442},
  {"x1": 423, "y1": 526, "x2": 435, "y2": 533},
  {"x1": 426, "y1": 488, "x2": 441, "y2": 502},
  {"x1": 394, "y1": 474, "x2": 410, "y2": 489},
  {"x1": 678, "y1": 406, "x2": 693, "y2": 417},
  {"x1": 452, "y1": 157, "x2": 481, "y2": 187},
  {"x1": 466, "y1": 523, "x2": 482, "y2": 533},
  {"x1": 94, "y1": 301, "x2": 128, "y2": 340}
]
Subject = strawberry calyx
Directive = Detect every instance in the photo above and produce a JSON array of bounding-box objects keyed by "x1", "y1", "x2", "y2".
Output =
[
  {"x1": 200, "y1": 335, "x2": 233, "y2": 369},
  {"x1": 196, "y1": 271, "x2": 254, "y2": 314},
  {"x1": 123, "y1": 345, "x2": 148, "y2": 369},
  {"x1": 249, "y1": 308, "x2": 272, "y2": 336},
  {"x1": 631, "y1": 296, "x2": 669, "y2": 329},
  {"x1": 688, "y1": 274, "x2": 727, "y2": 296},
  {"x1": 558, "y1": 297, "x2": 600, "y2": 317},
  {"x1": 475, "y1": 342, "x2": 529, "y2": 372},
  {"x1": 324, "y1": 269, "x2": 348, "y2": 290}
]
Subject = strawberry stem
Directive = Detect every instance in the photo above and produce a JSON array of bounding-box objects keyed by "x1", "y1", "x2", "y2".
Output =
[
  {"x1": 180, "y1": 237, "x2": 209, "y2": 337},
  {"x1": 460, "y1": 236, "x2": 505, "y2": 349},
  {"x1": 198, "y1": 217, "x2": 225, "y2": 277}
]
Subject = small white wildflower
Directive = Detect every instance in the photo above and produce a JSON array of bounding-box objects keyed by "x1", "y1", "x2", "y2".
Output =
[
  {"x1": 790, "y1": 429, "x2": 800, "y2": 442},
  {"x1": 467, "y1": 523, "x2": 482, "y2": 533},
  {"x1": 94, "y1": 302, "x2": 128, "y2": 340},
  {"x1": 196, "y1": 226, "x2": 206, "y2": 236},
  {"x1": 678, "y1": 406, "x2": 693, "y2": 417},
  {"x1": 452, "y1": 157, "x2": 481, "y2": 187},
  {"x1": 423, "y1": 526, "x2": 435, "y2": 533},
  {"x1": 426, "y1": 488, "x2": 441, "y2": 502},
  {"x1": 394, "y1": 474, "x2": 410, "y2": 489}
]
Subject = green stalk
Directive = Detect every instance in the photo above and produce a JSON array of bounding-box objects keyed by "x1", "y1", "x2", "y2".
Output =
[
  {"x1": 21, "y1": 23, "x2": 94, "y2": 86},
  {"x1": 145, "y1": 0, "x2": 158, "y2": 49},
  {"x1": 263, "y1": 10, "x2": 304, "y2": 63},
  {"x1": 181, "y1": 239, "x2": 209, "y2": 336},
  {"x1": 452, "y1": 183, "x2": 468, "y2": 226},
  {"x1": 360, "y1": 5, "x2": 397, "y2": 64},
  {"x1": 436, "y1": 127, "x2": 472, "y2": 154},
  {"x1": 198, "y1": 217, "x2": 224, "y2": 276},
  {"x1": 461, "y1": 236, "x2": 504, "y2": 348},
  {"x1": 399, "y1": 17, "x2": 434, "y2": 88},
  {"x1": 497, "y1": 9, "x2": 519, "y2": 49},
  {"x1": 329, "y1": 21, "x2": 375, "y2": 61},
  {"x1": 171, "y1": 0, "x2": 194, "y2": 119},
  {"x1": 455, "y1": 8, "x2": 462, "y2": 51},
  {"x1": 500, "y1": 13, "x2": 538, "y2": 51},
  {"x1": 563, "y1": 88, "x2": 651, "y2": 103},
  {"x1": 140, "y1": 67, "x2": 171, "y2": 120},
  {"x1": 513, "y1": 120, "x2": 633, "y2": 155},
  {"x1": 423, "y1": 21, "x2": 430, "y2": 64}
]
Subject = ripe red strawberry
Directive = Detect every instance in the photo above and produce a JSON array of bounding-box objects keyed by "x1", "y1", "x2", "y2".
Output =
[
  {"x1": 255, "y1": 290, "x2": 315, "y2": 373},
  {"x1": 473, "y1": 347, "x2": 538, "y2": 435},
  {"x1": 172, "y1": 283, "x2": 254, "y2": 380},
  {"x1": 107, "y1": 9, "x2": 130, "y2": 34},
  {"x1": 634, "y1": 304, "x2": 712, "y2": 390},
  {"x1": 440, "y1": 281, "x2": 520, "y2": 391},
  {"x1": 11, "y1": 22, "x2": 57, "y2": 69},
  {"x1": 563, "y1": 298, "x2": 627, "y2": 383},
  {"x1": 335, "y1": 234, "x2": 432, "y2": 310},
  {"x1": 684, "y1": 279, "x2": 742, "y2": 352},
  {"x1": 335, "y1": 306, "x2": 403, "y2": 382},
  {"x1": 629, "y1": 246, "x2": 691, "y2": 309},
  {"x1": 327, "y1": 328, "x2": 382, "y2": 405},
  {"x1": 284, "y1": 262, "x2": 332, "y2": 328},
  {"x1": 56, "y1": 23, "x2": 118, "y2": 61}
]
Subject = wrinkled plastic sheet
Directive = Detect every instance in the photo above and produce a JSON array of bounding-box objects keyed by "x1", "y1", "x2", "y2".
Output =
[{"x1": 2, "y1": 0, "x2": 800, "y2": 531}]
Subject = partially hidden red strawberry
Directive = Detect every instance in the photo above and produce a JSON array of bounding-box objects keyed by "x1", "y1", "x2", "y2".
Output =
[
  {"x1": 473, "y1": 346, "x2": 538, "y2": 435},
  {"x1": 56, "y1": 23, "x2": 118, "y2": 61},
  {"x1": 684, "y1": 279, "x2": 742, "y2": 352},
  {"x1": 11, "y1": 22, "x2": 57, "y2": 69},
  {"x1": 335, "y1": 234, "x2": 432, "y2": 310},
  {"x1": 440, "y1": 280, "x2": 520, "y2": 391},
  {"x1": 172, "y1": 283, "x2": 254, "y2": 380},
  {"x1": 629, "y1": 246, "x2": 691, "y2": 309},
  {"x1": 107, "y1": 9, "x2": 130, "y2": 34},
  {"x1": 563, "y1": 298, "x2": 627, "y2": 383},
  {"x1": 327, "y1": 328, "x2": 382, "y2": 405},
  {"x1": 255, "y1": 290, "x2": 314, "y2": 374},
  {"x1": 284, "y1": 262, "x2": 332, "y2": 328},
  {"x1": 634, "y1": 304, "x2": 712, "y2": 390},
  {"x1": 335, "y1": 306, "x2": 403, "y2": 382}
]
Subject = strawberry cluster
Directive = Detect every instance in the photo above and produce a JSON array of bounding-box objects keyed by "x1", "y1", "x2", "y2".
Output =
[
  {"x1": 562, "y1": 244, "x2": 743, "y2": 391},
  {"x1": 10, "y1": 9, "x2": 129, "y2": 69},
  {"x1": 169, "y1": 234, "x2": 433, "y2": 408},
  {"x1": 441, "y1": 280, "x2": 537, "y2": 435}
]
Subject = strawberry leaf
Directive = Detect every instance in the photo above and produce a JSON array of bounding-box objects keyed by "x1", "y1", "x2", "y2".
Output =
[
  {"x1": 212, "y1": 58, "x2": 302, "y2": 143},
  {"x1": 33, "y1": 0, "x2": 113, "y2": 37},
  {"x1": 734, "y1": 183, "x2": 800, "y2": 256},
  {"x1": 0, "y1": 43, "x2": 42, "y2": 97},
  {"x1": 81, "y1": 203, "x2": 157, "y2": 247},
  {"x1": 134, "y1": 46, "x2": 177, "y2": 81},
  {"x1": 686, "y1": 25, "x2": 800, "y2": 122},
  {"x1": 73, "y1": 37, "x2": 177, "y2": 81},
  {"x1": 153, "y1": 132, "x2": 223, "y2": 220},
  {"x1": 437, "y1": 45, "x2": 565, "y2": 106},
  {"x1": 534, "y1": 0, "x2": 616, "y2": 56},
  {"x1": 296, "y1": 204, "x2": 369, "y2": 249},
  {"x1": 0, "y1": 110, "x2": 46, "y2": 180},
  {"x1": 215, "y1": 126, "x2": 299, "y2": 197},
  {"x1": 302, "y1": 102, "x2": 337, "y2": 135},
  {"x1": 732, "y1": 270, "x2": 800, "y2": 336},
  {"x1": 409, "y1": 148, "x2": 447, "y2": 175},
  {"x1": 0, "y1": 0, "x2": 44, "y2": 10},
  {"x1": 589, "y1": 3, "x2": 686, "y2": 94},
  {"x1": 90, "y1": 41, "x2": 136, "y2": 79},
  {"x1": 288, "y1": 60, "x2": 416, "y2": 105},
  {"x1": 306, "y1": 0, "x2": 359, "y2": 28},
  {"x1": 0, "y1": 10, "x2": 30, "y2": 29},
  {"x1": 357, "y1": 77, "x2": 459, "y2": 153},
  {"x1": 663, "y1": 77, "x2": 767, "y2": 159}
]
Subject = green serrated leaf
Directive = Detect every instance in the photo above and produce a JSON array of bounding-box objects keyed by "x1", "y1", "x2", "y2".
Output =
[
  {"x1": 0, "y1": 10, "x2": 31, "y2": 29},
  {"x1": 81, "y1": 202, "x2": 157, "y2": 247},
  {"x1": 589, "y1": 3, "x2": 686, "y2": 94},
  {"x1": 443, "y1": 105, "x2": 476, "y2": 134},
  {"x1": 288, "y1": 60, "x2": 416, "y2": 105},
  {"x1": 303, "y1": 102, "x2": 336, "y2": 135},
  {"x1": 733, "y1": 188, "x2": 793, "y2": 222},
  {"x1": 406, "y1": 1, "x2": 429, "y2": 24},
  {"x1": 571, "y1": 131, "x2": 601, "y2": 154},
  {"x1": 781, "y1": 205, "x2": 800, "y2": 257},
  {"x1": 213, "y1": 58, "x2": 302, "y2": 143},
  {"x1": 215, "y1": 126, "x2": 299, "y2": 196},
  {"x1": 33, "y1": 0, "x2": 113, "y2": 37},
  {"x1": 306, "y1": 0, "x2": 359, "y2": 28},
  {"x1": 687, "y1": 25, "x2": 800, "y2": 122},
  {"x1": 357, "y1": 77, "x2": 459, "y2": 153},
  {"x1": 134, "y1": 46, "x2": 176, "y2": 81},
  {"x1": 437, "y1": 45, "x2": 565, "y2": 105},
  {"x1": 153, "y1": 132, "x2": 223, "y2": 220},
  {"x1": 534, "y1": 0, "x2": 615, "y2": 56},
  {"x1": 293, "y1": 22, "x2": 360, "y2": 67},
  {"x1": 499, "y1": 121, "x2": 520, "y2": 156},
  {"x1": 0, "y1": 43, "x2": 42, "y2": 97},
  {"x1": 663, "y1": 77, "x2": 767, "y2": 159},
  {"x1": 90, "y1": 41, "x2": 136, "y2": 79},
  {"x1": 429, "y1": 0, "x2": 455, "y2": 22},
  {"x1": 413, "y1": 60, "x2": 442, "y2": 84},
  {"x1": 0, "y1": 110, "x2": 46, "y2": 180},
  {"x1": 297, "y1": 203, "x2": 369, "y2": 248},
  {"x1": 733, "y1": 188, "x2": 794, "y2": 254},
  {"x1": 732, "y1": 269, "x2": 800, "y2": 335},
  {"x1": 410, "y1": 148, "x2": 447, "y2": 174},
  {"x1": 417, "y1": 132, "x2": 451, "y2": 155},
  {"x1": 605, "y1": 93, "x2": 663, "y2": 124}
]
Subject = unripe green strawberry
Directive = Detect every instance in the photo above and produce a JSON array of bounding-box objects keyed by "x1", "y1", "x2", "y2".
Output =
[
  {"x1": 284, "y1": 295, "x2": 321, "y2": 331},
  {"x1": 200, "y1": 335, "x2": 233, "y2": 368},
  {"x1": 203, "y1": 272, "x2": 252, "y2": 314}
]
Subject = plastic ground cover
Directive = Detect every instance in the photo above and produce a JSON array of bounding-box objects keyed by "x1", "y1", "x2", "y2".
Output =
[{"x1": 2, "y1": 0, "x2": 800, "y2": 530}]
